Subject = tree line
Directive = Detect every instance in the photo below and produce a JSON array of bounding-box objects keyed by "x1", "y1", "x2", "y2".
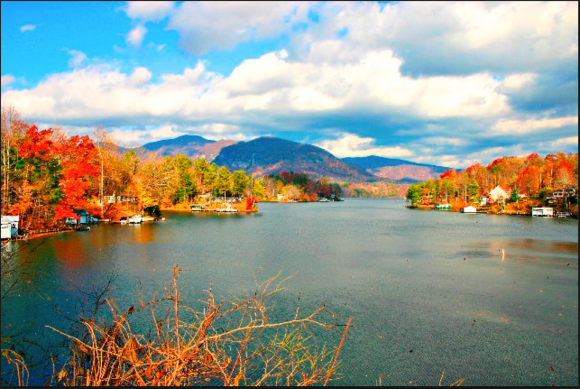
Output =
[
  {"x1": 1, "y1": 107, "x2": 343, "y2": 233},
  {"x1": 406, "y1": 152, "x2": 578, "y2": 210}
]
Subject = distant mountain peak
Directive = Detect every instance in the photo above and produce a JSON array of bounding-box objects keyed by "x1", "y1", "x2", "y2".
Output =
[{"x1": 213, "y1": 137, "x2": 374, "y2": 182}]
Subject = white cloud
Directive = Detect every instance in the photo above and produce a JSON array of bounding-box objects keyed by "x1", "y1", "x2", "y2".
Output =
[
  {"x1": 541, "y1": 136, "x2": 579, "y2": 150},
  {"x1": 502, "y1": 73, "x2": 536, "y2": 90},
  {"x1": 1, "y1": 74, "x2": 16, "y2": 88},
  {"x1": 20, "y1": 24, "x2": 36, "y2": 32},
  {"x1": 110, "y1": 125, "x2": 185, "y2": 147},
  {"x1": 306, "y1": 2, "x2": 578, "y2": 75},
  {"x1": 124, "y1": 1, "x2": 175, "y2": 22},
  {"x1": 315, "y1": 133, "x2": 413, "y2": 158},
  {"x1": 1, "y1": 49, "x2": 516, "y2": 127},
  {"x1": 108, "y1": 123, "x2": 250, "y2": 147},
  {"x1": 65, "y1": 49, "x2": 87, "y2": 68},
  {"x1": 165, "y1": 2, "x2": 311, "y2": 55},
  {"x1": 127, "y1": 67, "x2": 152, "y2": 87},
  {"x1": 126, "y1": 25, "x2": 146, "y2": 47},
  {"x1": 491, "y1": 116, "x2": 578, "y2": 135}
]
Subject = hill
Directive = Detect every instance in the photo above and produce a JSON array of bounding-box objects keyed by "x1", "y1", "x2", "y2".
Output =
[
  {"x1": 342, "y1": 156, "x2": 451, "y2": 183},
  {"x1": 213, "y1": 137, "x2": 376, "y2": 182}
]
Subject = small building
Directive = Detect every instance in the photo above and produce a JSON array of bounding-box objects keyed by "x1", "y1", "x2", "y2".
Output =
[
  {"x1": 461, "y1": 206, "x2": 478, "y2": 214},
  {"x1": 129, "y1": 214, "x2": 143, "y2": 224},
  {"x1": 111, "y1": 211, "x2": 134, "y2": 224},
  {"x1": 191, "y1": 203, "x2": 204, "y2": 211},
  {"x1": 66, "y1": 209, "x2": 93, "y2": 225},
  {"x1": 479, "y1": 197, "x2": 489, "y2": 206},
  {"x1": 1, "y1": 215, "x2": 19, "y2": 240},
  {"x1": 489, "y1": 186, "x2": 512, "y2": 203},
  {"x1": 532, "y1": 207, "x2": 554, "y2": 217},
  {"x1": 435, "y1": 204, "x2": 451, "y2": 210}
]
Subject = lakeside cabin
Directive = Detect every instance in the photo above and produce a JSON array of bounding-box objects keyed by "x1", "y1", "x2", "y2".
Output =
[{"x1": 532, "y1": 207, "x2": 554, "y2": 217}]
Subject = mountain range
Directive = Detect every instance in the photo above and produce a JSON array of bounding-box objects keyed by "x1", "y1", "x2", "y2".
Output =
[
  {"x1": 127, "y1": 134, "x2": 451, "y2": 183},
  {"x1": 342, "y1": 156, "x2": 450, "y2": 183}
]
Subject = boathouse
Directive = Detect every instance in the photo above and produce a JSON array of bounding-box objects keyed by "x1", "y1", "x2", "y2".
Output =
[
  {"x1": 1, "y1": 215, "x2": 19, "y2": 240},
  {"x1": 532, "y1": 207, "x2": 554, "y2": 217}
]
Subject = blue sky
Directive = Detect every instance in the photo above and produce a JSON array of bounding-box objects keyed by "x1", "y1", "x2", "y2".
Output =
[{"x1": 1, "y1": 1, "x2": 578, "y2": 168}]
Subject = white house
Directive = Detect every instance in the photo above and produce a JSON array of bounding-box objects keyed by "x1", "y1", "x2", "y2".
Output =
[{"x1": 489, "y1": 186, "x2": 512, "y2": 203}]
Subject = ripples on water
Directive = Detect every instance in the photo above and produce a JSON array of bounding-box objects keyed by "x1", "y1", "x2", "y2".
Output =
[{"x1": 2, "y1": 199, "x2": 578, "y2": 385}]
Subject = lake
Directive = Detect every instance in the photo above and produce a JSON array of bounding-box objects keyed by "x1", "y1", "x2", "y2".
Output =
[{"x1": 2, "y1": 199, "x2": 578, "y2": 385}]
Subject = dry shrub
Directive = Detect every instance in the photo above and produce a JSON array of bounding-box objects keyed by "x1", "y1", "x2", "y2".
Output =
[{"x1": 48, "y1": 266, "x2": 351, "y2": 386}]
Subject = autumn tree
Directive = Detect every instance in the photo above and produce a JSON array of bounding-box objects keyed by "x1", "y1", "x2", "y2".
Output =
[
  {"x1": 232, "y1": 170, "x2": 249, "y2": 196},
  {"x1": 215, "y1": 166, "x2": 232, "y2": 199}
]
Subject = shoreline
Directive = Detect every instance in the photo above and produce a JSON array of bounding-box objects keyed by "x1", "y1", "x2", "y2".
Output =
[
  {"x1": 405, "y1": 204, "x2": 578, "y2": 218},
  {"x1": 3, "y1": 228, "x2": 76, "y2": 242}
]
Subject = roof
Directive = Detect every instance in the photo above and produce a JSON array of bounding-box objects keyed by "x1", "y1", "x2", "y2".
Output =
[{"x1": 490, "y1": 185, "x2": 512, "y2": 194}]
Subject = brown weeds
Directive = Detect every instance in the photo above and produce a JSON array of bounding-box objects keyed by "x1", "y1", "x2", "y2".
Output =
[{"x1": 47, "y1": 265, "x2": 350, "y2": 386}]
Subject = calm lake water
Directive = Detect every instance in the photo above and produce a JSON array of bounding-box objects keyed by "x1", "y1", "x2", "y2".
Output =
[{"x1": 2, "y1": 199, "x2": 578, "y2": 385}]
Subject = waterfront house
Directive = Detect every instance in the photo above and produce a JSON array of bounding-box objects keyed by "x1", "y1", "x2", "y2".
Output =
[
  {"x1": 489, "y1": 186, "x2": 512, "y2": 203},
  {"x1": 532, "y1": 207, "x2": 554, "y2": 217},
  {"x1": 1, "y1": 215, "x2": 19, "y2": 240},
  {"x1": 103, "y1": 193, "x2": 138, "y2": 204}
]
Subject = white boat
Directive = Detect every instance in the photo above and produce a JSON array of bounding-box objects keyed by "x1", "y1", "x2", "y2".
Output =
[{"x1": 319, "y1": 198, "x2": 330, "y2": 202}]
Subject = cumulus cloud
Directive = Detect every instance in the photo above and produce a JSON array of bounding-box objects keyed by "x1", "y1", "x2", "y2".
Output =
[
  {"x1": 20, "y1": 24, "x2": 36, "y2": 32},
  {"x1": 108, "y1": 123, "x2": 250, "y2": 147},
  {"x1": 65, "y1": 49, "x2": 87, "y2": 68},
  {"x1": 126, "y1": 25, "x2": 146, "y2": 47},
  {"x1": 315, "y1": 133, "x2": 413, "y2": 158},
  {"x1": 545, "y1": 136, "x2": 579, "y2": 149},
  {"x1": 491, "y1": 116, "x2": 578, "y2": 135},
  {"x1": 308, "y1": 2, "x2": 578, "y2": 76},
  {"x1": 2, "y1": 2, "x2": 578, "y2": 165},
  {"x1": 127, "y1": 67, "x2": 152, "y2": 87},
  {"x1": 165, "y1": 2, "x2": 310, "y2": 55},
  {"x1": 0, "y1": 49, "x2": 516, "y2": 127},
  {"x1": 110, "y1": 125, "x2": 185, "y2": 147},
  {"x1": 124, "y1": 1, "x2": 175, "y2": 22},
  {"x1": 1, "y1": 74, "x2": 16, "y2": 88}
]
